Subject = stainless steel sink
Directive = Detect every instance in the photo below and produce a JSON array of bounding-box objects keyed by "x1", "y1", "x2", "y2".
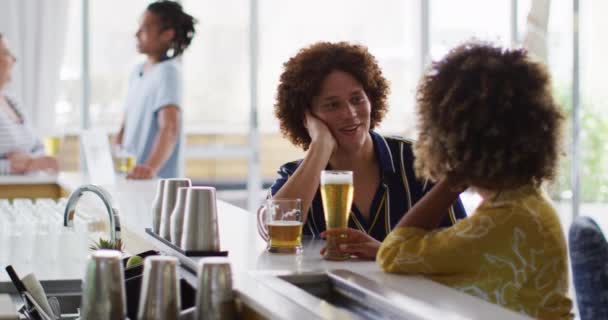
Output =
[
  {"x1": 254, "y1": 269, "x2": 454, "y2": 320},
  {"x1": 0, "y1": 279, "x2": 82, "y2": 319},
  {"x1": 36, "y1": 279, "x2": 82, "y2": 315}
]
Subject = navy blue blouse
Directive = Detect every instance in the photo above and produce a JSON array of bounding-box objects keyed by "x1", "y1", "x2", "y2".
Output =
[{"x1": 269, "y1": 131, "x2": 467, "y2": 241}]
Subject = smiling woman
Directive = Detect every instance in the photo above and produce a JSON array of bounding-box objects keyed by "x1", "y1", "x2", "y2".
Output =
[{"x1": 263, "y1": 42, "x2": 467, "y2": 260}]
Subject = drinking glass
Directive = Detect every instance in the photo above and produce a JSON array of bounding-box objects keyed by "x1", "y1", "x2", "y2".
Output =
[
  {"x1": 43, "y1": 135, "x2": 62, "y2": 157},
  {"x1": 257, "y1": 199, "x2": 303, "y2": 254},
  {"x1": 113, "y1": 147, "x2": 136, "y2": 175},
  {"x1": 320, "y1": 170, "x2": 353, "y2": 260}
]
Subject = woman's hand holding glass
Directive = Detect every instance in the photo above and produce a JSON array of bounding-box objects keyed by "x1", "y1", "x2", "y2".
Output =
[
  {"x1": 29, "y1": 156, "x2": 58, "y2": 172},
  {"x1": 320, "y1": 228, "x2": 381, "y2": 260},
  {"x1": 7, "y1": 151, "x2": 58, "y2": 174}
]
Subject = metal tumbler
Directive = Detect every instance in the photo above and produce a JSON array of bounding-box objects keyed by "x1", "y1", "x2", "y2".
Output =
[
  {"x1": 137, "y1": 256, "x2": 181, "y2": 320},
  {"x1": 170, "y1": 187, "x2": 190, "y2": 246},
  {"x1": 180, "y1": 187, "x2": 220, "y2": 251},
  {"x1": 159, "y1": 178, "x2": 191, "y2": 240},
  {"x1": 80, "y1": 250, "x2": 127, "y2": 320},
  {"x1": 151, "y1": 179, "x2": 166, "y2": 234},
  {"x1": 195, "y1": 258, "x2": 235, "y2": 320}
]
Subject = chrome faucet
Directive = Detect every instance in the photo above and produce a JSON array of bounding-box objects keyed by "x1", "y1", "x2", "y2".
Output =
[{"x1": 63, "y1": 184, "x2": 121, "y2": 245}]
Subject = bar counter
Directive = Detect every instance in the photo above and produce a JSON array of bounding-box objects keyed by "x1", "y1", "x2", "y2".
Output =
[{"x1": 0, "y1": 172, "x2": 529, "y2": 319}]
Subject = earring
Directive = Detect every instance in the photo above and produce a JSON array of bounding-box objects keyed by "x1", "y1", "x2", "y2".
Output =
[{"x1": 167, "y1": 48, "x2": 175, "y2": 58}]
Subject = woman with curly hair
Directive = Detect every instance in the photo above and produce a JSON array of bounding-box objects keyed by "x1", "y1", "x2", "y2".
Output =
[
  {"x1": 375, "y1": 42, "x2": 573, "y2": 319},
  {"x1": 267, "y1": 41, "x2": 467, "y2": 259}
]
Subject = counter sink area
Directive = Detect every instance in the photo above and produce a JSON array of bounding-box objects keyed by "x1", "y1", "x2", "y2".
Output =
[{"x1": 0, "y1": 172, "x2": 530, "y2": 319}]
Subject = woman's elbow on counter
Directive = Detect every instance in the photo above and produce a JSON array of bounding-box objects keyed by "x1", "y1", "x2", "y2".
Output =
[{"x1": 376, "y1": 244, "x2": 404, "y2": 273}]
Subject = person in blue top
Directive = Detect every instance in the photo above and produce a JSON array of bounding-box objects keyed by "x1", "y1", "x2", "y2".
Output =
[
  {"x1": 267, "y1": 41, "x2": 467, "y2": 259},
  {"x1": 113, "y1": 1, "x2": 196, "y2": 179}
]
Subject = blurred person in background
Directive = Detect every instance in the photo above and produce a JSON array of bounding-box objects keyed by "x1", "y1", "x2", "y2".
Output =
[
  {"x1": 113, "y1": 0, "x2": 196, "y2": 179},
  {"x1": 0, "y1": 33, "x2": 58, "y2": 175}
]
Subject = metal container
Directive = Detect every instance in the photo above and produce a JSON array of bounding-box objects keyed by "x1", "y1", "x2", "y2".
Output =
[
  {"x1": 151, "y1": 179, "x2": 167, "y2": 234},
  {"x1": 170, "y1": 187, "x2": 190, "y2": 246},
  {"x1": 181, "y1": 187, "x2": 220, "y2": 251},
  {"x1": 159, "y1": 178, "x2": 191, "y2": 240},
  {"x1": 137, "y1": 256, "x2": 181, "y2": 320},
  {"x1": 195, "y1": 258, "x2": 235, "y2": 320},
  {"x1": 80, "y1": 250, "x2": 127, "y2": 320}
]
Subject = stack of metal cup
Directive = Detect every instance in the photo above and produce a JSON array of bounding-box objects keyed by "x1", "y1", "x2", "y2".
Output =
[
  {"x1": 195, "y1": 258, "x2": 235, "y2": 320},
  {"x1": 159, "y1": 178, "x2": 191, "y2": 241},
  {"x1": 137, "y1": 256, "x2": 181, "y2": 320},
  {"x1": 80, "y1": 250, "x2": 127, "y2": 320}
]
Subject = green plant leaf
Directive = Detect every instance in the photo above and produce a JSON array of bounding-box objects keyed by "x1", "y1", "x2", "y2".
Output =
[{"x1": 89, "y1": 237, "x2": 124, "y2": 252}]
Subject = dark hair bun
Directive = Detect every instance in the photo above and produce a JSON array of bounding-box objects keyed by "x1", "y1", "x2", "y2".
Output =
[{"x1": 147, "y1": 0, "x2": 197, "y2": 58}]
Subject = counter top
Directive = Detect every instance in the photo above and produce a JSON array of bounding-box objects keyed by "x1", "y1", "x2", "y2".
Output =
[
  {"x1": 0, "y1": 173, "x2": 57, "y2": 185},
  {"x1": 0, "y1": 172, "x2": 529, "y2": 319},
  {"x1": 146, "y1": 198, "x2": 528, "y2": 320}
]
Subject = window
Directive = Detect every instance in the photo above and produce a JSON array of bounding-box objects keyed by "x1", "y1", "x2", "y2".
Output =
[
  {"x1": 56, "y1": 0, "x2": 149, "y2": 130},
  {"x1": 90, "y1": 1, "x2": 149, "y2": 128},
  {"x1": 256, "y1": 0, "x2": 420, "y2": 135},
  {"x1": 578, "y1": 1, "x2": 608, "y2": 225},
  {"x1": 430, "y1": 0, "x2": 511, "y2": 60},
  {"x1": 55, "y1": 0, "x2": 82, "y2": 130},
  {"x1": 181, "y1": 0, "x2": 251, "y2": 132}
]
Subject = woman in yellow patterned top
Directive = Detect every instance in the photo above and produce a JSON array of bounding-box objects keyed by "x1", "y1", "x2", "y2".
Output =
[{"x1": 376, "y1": 43, "x2": 573, "y2": 319}]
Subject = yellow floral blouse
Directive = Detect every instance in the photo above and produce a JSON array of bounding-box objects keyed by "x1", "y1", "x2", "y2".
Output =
[{"x1": 377, "y1": 185, "x2": 573, "y2": 319}]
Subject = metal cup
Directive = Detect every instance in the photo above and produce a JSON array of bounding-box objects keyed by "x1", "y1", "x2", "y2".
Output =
[
  {"x1": 137, "y1": 256, "x2": 181, "y2": 320},
  {"x1": 151, "y1": 179, "x2": 167, "y2": 234},
  {"x1": 195, "y1": 258, "x2": 235, "y2": 320},
  {"x1": 170, "y1": 187, "x2": 190, "y2": 246},
  {"x1": 160, "y1": 178, "x2": 191, "y2": 240},
  {"x1": 80, "y1": 250, "x2": 127, "y2": 320},
  {"x1": 181, "y1": 187, "x2": 220, "y2": 251}
]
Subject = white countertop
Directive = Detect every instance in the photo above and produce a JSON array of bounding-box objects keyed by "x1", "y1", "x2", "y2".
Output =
[
  {"x1": 134, "y1": 179, "x2": 528, "y2": 319},
  {"x1": 0, "y1": 172, "x2": 529, "y2": 319},
  {"x1": 0, "y1": 173, "x2": 57, "y2": 185}
]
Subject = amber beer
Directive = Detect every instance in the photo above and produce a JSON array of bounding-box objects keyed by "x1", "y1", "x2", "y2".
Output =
[
  {"x1": 268, "y1": 221, "x2": 303, "y2": 250},
  {"x1": 258, "y1": 199, "x2": 303, "y2": 253},
  {"x1": 43, "y1": 136, "x2": 61, "y2": 157},
  {"x1": 115, "y1": 155, "x2": 136, "y2": 174},
  {"x1": 320, "y1": 170, "x2": 354, "y2": 260}
]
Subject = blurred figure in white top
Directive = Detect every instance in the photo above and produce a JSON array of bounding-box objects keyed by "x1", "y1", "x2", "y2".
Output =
[{"x1": 0, "y1": 33, "x2": 58, "y2": 175}]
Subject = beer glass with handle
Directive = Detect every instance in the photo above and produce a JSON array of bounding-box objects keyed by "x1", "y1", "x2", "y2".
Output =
[
  {"x1": 320, "y1": 170, "x2": 354, "y2": 260},
  {"x1": 257, "y1": 199, "x2": 303, "y2": 253}
]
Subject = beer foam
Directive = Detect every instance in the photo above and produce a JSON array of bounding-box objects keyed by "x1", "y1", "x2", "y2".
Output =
[
  {"x1": 267, "y1": 220, "x2": 303, "y2": 226},
  {"x1": 321, "y1": 171, "x2": 353, "y2": 185}
]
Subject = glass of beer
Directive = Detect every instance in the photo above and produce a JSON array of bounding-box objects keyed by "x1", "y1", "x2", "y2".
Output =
[
  {"x1": 113, "y1": 148, "x2": 136, "y2": 175},
  {"x1": 257, "y1": 199, "x2": 303, "y2": 253},
  {"x1": 43, "y1": 136, "x2": 62, "y2": 157},
  {"x1": 320, "y1": 170, "x2": 354, "y2": 261}
]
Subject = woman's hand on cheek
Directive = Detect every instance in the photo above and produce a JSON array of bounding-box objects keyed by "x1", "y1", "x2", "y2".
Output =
[{"x1": 304, "y1": 111, "x2": 337, "y2": 153}]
